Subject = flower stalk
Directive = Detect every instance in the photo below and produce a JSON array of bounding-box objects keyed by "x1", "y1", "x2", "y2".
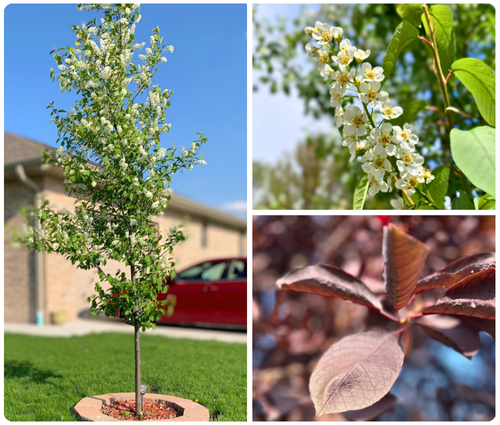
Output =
[{"x1": 304, "y1": 21, "x2": 435, "y2": 207}]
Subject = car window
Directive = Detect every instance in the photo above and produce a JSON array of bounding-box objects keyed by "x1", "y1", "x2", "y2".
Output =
[
  {"x1": 176, "y1": 261, "x2": 228, "y2": 282},
  {"x1": 227, "y1": 260, "x2": 247, "y2": 280}
]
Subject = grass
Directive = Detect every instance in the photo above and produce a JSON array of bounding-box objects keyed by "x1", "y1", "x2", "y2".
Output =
[{"x1": 4, "y1": 333, "x2": 247, "y2": 421}]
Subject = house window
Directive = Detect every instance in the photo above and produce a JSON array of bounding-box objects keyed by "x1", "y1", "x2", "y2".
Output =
[{"x1": 201, "y1": 221, "x2": 208, "y2": 249}]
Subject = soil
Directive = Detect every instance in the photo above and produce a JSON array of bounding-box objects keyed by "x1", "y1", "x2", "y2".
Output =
[{"x1": 101, "y1": 399, "x2": 181, "y2": 421}]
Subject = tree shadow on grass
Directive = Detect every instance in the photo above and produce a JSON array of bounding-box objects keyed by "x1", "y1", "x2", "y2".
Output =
[{"x1": 4, "y1": 360, "x2": 63, "y2": 385}]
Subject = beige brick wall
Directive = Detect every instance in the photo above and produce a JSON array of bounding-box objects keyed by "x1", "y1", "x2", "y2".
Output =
[
  {"x1": 5, "y1": 175, "x2": 247, "y2": 323},
  {"x1": 4, "y1": 179, "x2": 41, "y2": 323}
]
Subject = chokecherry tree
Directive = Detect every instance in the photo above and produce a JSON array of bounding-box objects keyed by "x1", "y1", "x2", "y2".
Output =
[{"x1": 22, "y1": 3, "x2": 207, "y2": 414}]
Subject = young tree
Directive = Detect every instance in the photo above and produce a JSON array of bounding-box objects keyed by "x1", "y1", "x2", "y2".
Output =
[{"x1": 22, "y1": 3, "x2": 207, "y2": 414}]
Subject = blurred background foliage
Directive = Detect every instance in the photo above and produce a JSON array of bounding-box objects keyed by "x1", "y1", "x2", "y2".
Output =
[
  {"x1": 252, "y1": 215, "x2": 495, "y2": 420},
  {"x1": 252, "y1": 4, "x2": 495, "y2": 209}
]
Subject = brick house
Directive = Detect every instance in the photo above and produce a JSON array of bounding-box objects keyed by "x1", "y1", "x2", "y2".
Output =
[{"x1": 4, "y1": 133, "x2": 247, "y2": 324}]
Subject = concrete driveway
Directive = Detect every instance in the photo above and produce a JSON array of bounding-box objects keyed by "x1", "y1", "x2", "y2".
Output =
[{"x1": 4, "y1": 318, "x2": 247, "y2": 344}]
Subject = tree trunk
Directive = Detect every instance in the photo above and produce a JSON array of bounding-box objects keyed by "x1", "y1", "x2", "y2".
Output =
[
  {"x1": 134, "y1": 316, "x2": 143, "y2": 413},
  {"x1": 131, "y1": 264, "x2": 144, "y2": 414}
]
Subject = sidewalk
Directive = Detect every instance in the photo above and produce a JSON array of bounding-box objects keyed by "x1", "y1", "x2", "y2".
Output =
[{"x1": 4, "y1": 318, "x2": 247, "y2": 344}]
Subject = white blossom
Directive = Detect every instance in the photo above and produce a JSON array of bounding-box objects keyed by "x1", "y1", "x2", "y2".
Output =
[
  {"x1": 359, "y1": 81, "x2": 388, "y2": 107},
  {"x1": 343, "y1": 105, "x2": 367, "y2": 137},
  {"x1": 311, "y1": 22, "x2": 334, "y2": 44},
  {"x1": 379, "y1": 100, "x2": 404, "y2": 120},
  {"x1": 391, "y1": 196, "x2": 405, "y2": 209},
  {"x1": 359, "y1": 62, "x2": 384, "y2": 82}
]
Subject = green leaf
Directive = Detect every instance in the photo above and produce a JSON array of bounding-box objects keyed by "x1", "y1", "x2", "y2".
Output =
[
  {"x1": 452, "y1": 191, "x2": 475, "y2": 210},
  {"x1": 130, "y1": 193, "x2": 134, "y2": 201},
  {"x1": 421, "y1": 5, "x2": 456, "y2": 75},
  {"x1": 474, "y1": 194, "x2": 495, "y2": 210},
  {"x1": 418, "y1": 205, "x2": 436, "y2": 210},
  {"x1": 451, "y1": 58, "x2": 495, "y2": 127},
  {"x1": 451, "y1": 126, "x2": 495, "y2": 195},
  {"x1": 426, "y1": 165, "x2": 450, "y2": 210},
  {"x1": 353, "y1": 174, "x2": 369, "y2": 210},
  {"x1": 382, "y1": 21, "x2": 419, "y2": 85},
  {"x1": 390, "y1": 100, "x2": 427, "y2": 127},
  {"x1": 395, "y1": 4, "x2": 423, "y2": 27}
]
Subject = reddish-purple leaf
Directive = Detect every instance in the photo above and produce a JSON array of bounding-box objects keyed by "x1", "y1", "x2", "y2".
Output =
[
  {"x1": 383, "y1": 224, "x2": 429, "y2": 311},
  {"x1": 276, "y1": 264, "x2": 383, "y2": 312},
  {"x1": 459, "y1": 315, "x2": 495, "y2": 339},
  {"x1": 422, "y1": 268, "x2": 495, "y2": 319},
  {"x1": 415, "y1": 315, "x2": 480, "y2": 359},
  {"x1": 343, "y1": 393, "x2": 398, "y2": 421},
  {"x1": 416, "y1": 252, "x2": 495, "y2": 293},
  {"x1": 310, "y1": 330, "x2": 404, "y2": 416}
]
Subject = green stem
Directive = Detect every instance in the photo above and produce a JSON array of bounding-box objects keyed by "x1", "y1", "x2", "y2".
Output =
[{"x1": 362, "y1": 101, "x2": 376, "y2": 128}]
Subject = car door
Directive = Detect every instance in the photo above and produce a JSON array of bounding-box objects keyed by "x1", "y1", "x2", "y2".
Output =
[
  {"x1": 216, "y1": 259, "x2": 247, "y2": 325},
  {"x1": 159, "y1": 260, "x2": 230, "y2": 324}
]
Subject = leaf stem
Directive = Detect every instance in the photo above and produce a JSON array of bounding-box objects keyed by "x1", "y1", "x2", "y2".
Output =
[
  {"x1": 422, "y1": 4, "x2": 453, "y2": 130},
  {"x1": 379, "y1": 309, "x2": 399, "y2": 322},
  {"x1": 418, "y1": 36, "x2": 433, "y2": 49},
  {"x1": 406, "y1": 312, "x2": 423, "y2": 321},
  {"x1": 394, "y1": 324, "x2": 410, "y2": 335}
]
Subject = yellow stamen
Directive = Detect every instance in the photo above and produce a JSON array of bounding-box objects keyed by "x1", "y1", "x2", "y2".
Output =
[
  {"x1": 354, "y1": 116, "x2": 363, "y2": 126},
  {"x1": 402, "y1": 153, "x2": 413, "y2": 165},
  {"x1": 365, "y1": 70, "x2": 375, "y2": 79},
  {"x1": 384, "y1": 107, "x2": 394, "y2": 117},
  {"x1": 381, "y1": 134, "x2": 391, "y2": 146}
]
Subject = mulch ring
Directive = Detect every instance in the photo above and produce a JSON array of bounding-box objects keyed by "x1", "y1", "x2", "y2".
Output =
[{"x1": 101, "y1": 399, "x2": 181, "y2": 421}]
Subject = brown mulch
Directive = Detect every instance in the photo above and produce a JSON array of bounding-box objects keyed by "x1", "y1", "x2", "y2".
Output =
[{"x1": 101, "y1": 399, "x2": 180, "y2": 421}]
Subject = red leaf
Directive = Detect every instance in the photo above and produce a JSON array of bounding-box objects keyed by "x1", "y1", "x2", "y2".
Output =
[
  {"x1": 422, "y1": 268, "x2": 495, "y2": 319},
  {"x1": 383, "y1": 224, "x2": 429, "y2": 311},
  {"x1": 415, "y1": 315, "x2": 480, "y2": 359},
  {"x1": 459, "y1": 315, "x2": 495, "y2": 339},
  {"x1": 416, "y1": 252, "x2": 495, "y2": 293},
  {"x1": 310, "y1": 330, "x2": 404, "y2": 416},
  {"x1": 276, "y1": 264, "x2": 383, "y2": 312},
  {"x1": 343, "y1": 393, "x2": 398, "y2": 421}
]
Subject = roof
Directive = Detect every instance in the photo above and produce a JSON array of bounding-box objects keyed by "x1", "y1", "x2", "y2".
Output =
[
  {"x1": 4, "y1": 133, "x2": 246, "y2": 230},
  {"x1": 4, "y1": 132, "x2": 56, "y2": 165}
]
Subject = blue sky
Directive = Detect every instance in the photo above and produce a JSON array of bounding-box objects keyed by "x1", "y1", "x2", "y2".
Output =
[
  {"x1": 5, "y1": 4, "x2": 247, "y2": 217},
  {"x1": 253, "y1": 4, "x2": 333, "y2": 163}
]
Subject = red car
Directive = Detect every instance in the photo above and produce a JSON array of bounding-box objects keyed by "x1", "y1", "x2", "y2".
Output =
[{"x1": 157, "y1": 258, "x2": 247, "y2": 327}]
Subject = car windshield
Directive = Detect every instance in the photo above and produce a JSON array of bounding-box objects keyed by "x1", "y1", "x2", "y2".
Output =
[
  {"x1": 228, "y1": 260, "x2": 247, "y2": 279},
  {"x1": 177, "y1": 261, "x2": 227, "y2": 281}
]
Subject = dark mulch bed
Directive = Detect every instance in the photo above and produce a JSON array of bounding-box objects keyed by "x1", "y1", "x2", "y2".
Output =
[{"x1": 101, "y1": 399, "x2": 180, "y2": 421}]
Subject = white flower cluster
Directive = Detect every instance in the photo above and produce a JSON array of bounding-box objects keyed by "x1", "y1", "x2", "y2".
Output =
[{"x1": 305, "y1": 22, "x2": 434, "y2": 199}]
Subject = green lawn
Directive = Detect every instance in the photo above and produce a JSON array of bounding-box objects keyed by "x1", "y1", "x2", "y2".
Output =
[{"x1": 4, "y1": 333, "x2": 247, "y2": 421}]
